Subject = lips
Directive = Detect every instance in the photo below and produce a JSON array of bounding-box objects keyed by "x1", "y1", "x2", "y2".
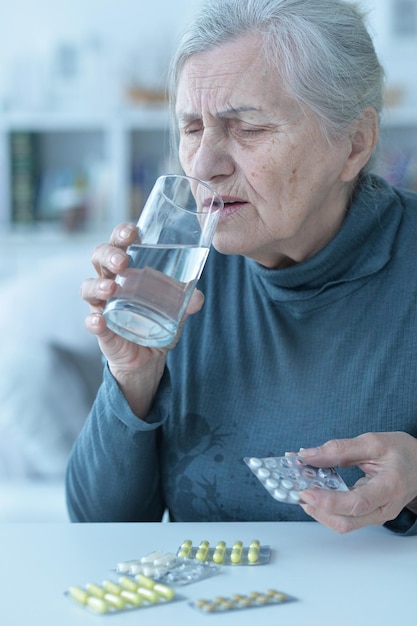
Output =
[{"x1": 220, "y1": 197, "x2": 248, "y2": 217}]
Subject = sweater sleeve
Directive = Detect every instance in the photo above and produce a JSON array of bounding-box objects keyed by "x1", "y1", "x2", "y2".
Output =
[
  {"x1": 384, "y1": 508, "x2": 417, "y2": 536},
  {"x1": 65, "y1": 363, "x2": 171, "y2": 522}
]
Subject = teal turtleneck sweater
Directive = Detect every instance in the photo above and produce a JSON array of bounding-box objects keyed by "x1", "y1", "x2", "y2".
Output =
[{"x1": 66, "y1": 175, "x2": 417, "y2": 534}]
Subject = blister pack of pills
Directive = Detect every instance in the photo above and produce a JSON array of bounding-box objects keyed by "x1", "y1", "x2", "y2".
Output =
[
  {"x1": 190, "y1": 588, "x2": 297, "y2": 613},
  {"x1": 116, "y1": 551, "x2": 178, "y2": 577},
  {"x1": 245, "y1": 455, "x2": 348, "y2": 504},
  {"x1": 116, "y1": 550, "x2": 219, "y2": 585},
  {"x1": 177, "y1": 539, "x2": 270, "y2": 565},
  {"x1": 66, "y1": 574, "x2": 176, "y2": 615}
]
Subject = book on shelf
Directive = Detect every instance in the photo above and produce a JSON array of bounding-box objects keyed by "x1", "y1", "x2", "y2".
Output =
[{"x1": 10, "y1": 131, "x2": 40, "y2": 224}]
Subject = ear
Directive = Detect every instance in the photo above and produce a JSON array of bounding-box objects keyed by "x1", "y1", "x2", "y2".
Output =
[{"x1": 340, "y1": 108, "x2": 379, "y2": 182}]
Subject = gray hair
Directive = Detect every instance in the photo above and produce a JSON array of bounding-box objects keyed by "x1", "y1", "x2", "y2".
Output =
[{"x1": 168, "y1": 0, "x2": 385, "y2": 172}]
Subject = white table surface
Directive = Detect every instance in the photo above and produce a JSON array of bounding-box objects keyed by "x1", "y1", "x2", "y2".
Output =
[{"x1": 1, "y1": 521, "x2": 415, "y2": 625}]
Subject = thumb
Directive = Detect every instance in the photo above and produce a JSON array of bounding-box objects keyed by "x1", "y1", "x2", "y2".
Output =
[
  {"x1": 165, "y1": 289, "x2": 205, "y2": 350},
  {"x1": 185, "y1": 288, "x2": 205, "y2": 316}
]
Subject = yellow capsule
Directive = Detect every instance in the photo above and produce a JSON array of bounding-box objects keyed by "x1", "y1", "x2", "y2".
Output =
[
  {"x1": 104, "y1": 593, "x2": 126, "y2": 610},
  {"x1": 231, "y1": 594, "x2": 245, "y2": 601},
  {"x1": 85, "y1": 582, "x2": 106, "y2": 599},
  {"x1": 222, "y1": 601, "x2": 235, "y2": 610},
  {"x1": 120, "y1": 590, "x2": 142, "y2": 606},
  {"x1": 102, "y1": 580, "x2": 122, "y2": 595},
  {"x1": 195, "y1": 540, "x2": 209, "y2": 562},
  {"x1": 87, "y1": 596, "x2": 108, "y2": 613},
  {"x1": 153, "y1": 583, "x2": 175, "y2": 600},
  {"x1": 214, "y1": 596, "x2": 227, "y2": 604},
  {"x1": 230, "y1": 541, "x2": 243, "y2": 564},
  {"x1": 250, "y1": 539, "x2": 260, "y2": 548},
  {"x1": 178, "y1": 540, "x2": 192, "y2": 558},
  {"x1": 212, "y1": 540, "x2": 226, "y2": 563},
  {"x1": 69, "y1": 586, "x2": 89, "y2": 605},
  {"x1": 268, "y1": 590, "x2": 288, "y2": 601},
  {"x1": 257, "y1": 594, "x2": 269, "y2": 604},
  {"x1": 135, "y1": 574, "x2": 155, "y2": 589},
  {"x1": 137, "y1": 587, "x2": 159, "y2": 603},
  {"x1": 247, "y1": 544, "x2": 260, "y2": 563},
  {"x1": 212, "y1": 551, "x2": 225, "y2": 563},
  {"x1": 178, "y1": 549, "x2": 189, "y2": 558},
  {"x1": 118, "y1": 576, "x2": 139, "y2": 592}
]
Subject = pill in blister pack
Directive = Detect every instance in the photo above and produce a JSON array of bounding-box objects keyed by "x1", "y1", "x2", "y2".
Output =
[
  {"x1": 116, "y1": 551, "x2": 178, "y2": 577},
  {"x1": 177, "y1": 539, "x2": 270, "y2": 565},
  {"x1": 190, "y1": 588, "x2": 297, "y2": 613},
  {"x1": 66, "y1": 574, "x2": 176, "y2": 615},
  {"x1": 245, "y1": 455, "x2": 348, "y2": 504},
  {"x1": 116, "y1": 550, "x2": 219, "y2": 585}
]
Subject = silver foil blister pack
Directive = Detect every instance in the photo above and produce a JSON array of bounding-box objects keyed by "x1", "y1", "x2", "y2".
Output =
[{"x1": 245, "y1": 455, "x2": 348, "y2": 504}]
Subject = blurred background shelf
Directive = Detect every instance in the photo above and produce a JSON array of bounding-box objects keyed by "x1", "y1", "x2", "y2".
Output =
[{"x1": 0, "y1": 106, "x2": 170, "y2": 236}]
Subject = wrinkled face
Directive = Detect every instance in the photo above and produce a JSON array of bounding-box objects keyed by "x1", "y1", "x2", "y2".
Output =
[{"x1": 176, "y1": 35, "x2": 355, "y2": 268}]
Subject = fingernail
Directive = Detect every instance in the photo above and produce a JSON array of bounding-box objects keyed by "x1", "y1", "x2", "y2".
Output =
[
  {"x1": 120, "y1": 227, "x2": 132, "y2": 239},
  {"x1": 91, "y1": 313, "x2": 101, "y2": 326},
  {"x1": 110, "y1": 253, "x2": 125, "y2": 268},
  {"x1": 298, "y1": 446, "x2": 320, "y2": 458}
]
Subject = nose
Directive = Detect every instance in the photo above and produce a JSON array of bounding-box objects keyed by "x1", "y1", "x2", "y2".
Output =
[{"x1": 188, "y1": 130, "x2": 235, "y2": 182}]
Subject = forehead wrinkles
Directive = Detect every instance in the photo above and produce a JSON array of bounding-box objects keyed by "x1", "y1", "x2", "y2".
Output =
[
  {"x1": 177, "y1": 60, "x2": 268, "y2": 119},
  {"x1": 177, "y1": 36, "x2": 270, "y2": 110}
]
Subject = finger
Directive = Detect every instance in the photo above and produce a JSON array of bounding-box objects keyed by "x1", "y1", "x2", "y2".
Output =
[
  {"x1": 109, "y1": 222, "x2": 138, "y2": 246},
  {"x1": 85, "y1": 312, "x2": 109, "y2": 336},
  {"x1": 163, "y1": 290, "x2": 205, "y2": 350},
  {"x1": 81, "y1": 277, "x2": 116, "y2": 307},
  {"x1": 91, "y1": 243, "x2": 130, "y2": 278},
  {"x1": 299, "y1": 502, "x2": 384, "y2": 534},
  {"x1": 299, "y1": 483, "x2": 388, "y2": 533},
  {"x1": 85, "y1": 313, "x2": 137, "y2": 360},
  {"x1": 297, "y1": 433, "x2": 385, "y2": 468},
  {"x1": 300, "y1": 482, "x2": 404, "y2": 533},
  {"x1": 90, "y1": 223, "x2": 137, "y2": 278},
  {"x1": 300, "y1": 475, "x2": 401, "y2": 522}
]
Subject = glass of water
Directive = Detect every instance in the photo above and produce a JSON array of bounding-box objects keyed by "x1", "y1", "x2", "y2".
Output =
[{"x1": 103, "y1": 174, "x2": 223, "y2": 347}]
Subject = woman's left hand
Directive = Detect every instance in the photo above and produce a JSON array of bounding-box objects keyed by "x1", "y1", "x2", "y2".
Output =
[{"x1": 296, "y1": 432, "x2": 417, "y2": 533}]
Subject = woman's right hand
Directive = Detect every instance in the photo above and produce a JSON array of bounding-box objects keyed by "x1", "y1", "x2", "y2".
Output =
[{"x1": 80, "y1": 222, "x2": 204, "y2": 417}]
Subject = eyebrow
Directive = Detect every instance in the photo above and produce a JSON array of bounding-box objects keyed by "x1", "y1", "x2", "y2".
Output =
[{"x1": 177, "y1": 106, "x2": 261, "y2": 123}]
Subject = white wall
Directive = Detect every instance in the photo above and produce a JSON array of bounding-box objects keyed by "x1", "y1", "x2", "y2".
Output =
[
  {"x1": 0, "y1": 0, "x2": 205, "y2": 110},
  {"x1": 364, "y1": 0, "x2": 417, "y2": 109},
  {"x1": 0, "y1": 0, "x2": 416, "y2": 112}
]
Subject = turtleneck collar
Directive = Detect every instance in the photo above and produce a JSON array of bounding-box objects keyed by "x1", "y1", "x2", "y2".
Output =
[{"x1": 248, "y1": 175, "x2": 403, "y2": 309}]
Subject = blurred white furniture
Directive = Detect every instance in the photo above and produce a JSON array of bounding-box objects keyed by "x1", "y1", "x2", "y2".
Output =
[
  {"x1": 0, "y1": 480, "x2": 67, "y2": 522},
  {"x1": 0, "y1": 237, "x2": 104, "y2": 520}
]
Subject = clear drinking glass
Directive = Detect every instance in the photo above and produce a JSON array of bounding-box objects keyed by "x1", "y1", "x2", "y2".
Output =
[{"x1": 103, "y1": 174, "x2": 223, "y2": 347}]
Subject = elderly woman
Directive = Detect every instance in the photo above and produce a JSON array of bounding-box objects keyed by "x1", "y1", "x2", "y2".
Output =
[{"x1": 66, "y1": 0, "x2": 417, "y2": 535}]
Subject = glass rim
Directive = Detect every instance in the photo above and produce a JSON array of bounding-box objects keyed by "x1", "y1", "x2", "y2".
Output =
[{"x1": 157, "y1": 174, "x2": 224, "y2": 212}]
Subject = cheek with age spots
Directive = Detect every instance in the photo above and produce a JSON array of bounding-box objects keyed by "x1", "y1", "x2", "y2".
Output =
[{"x1": 289, "y1": 167, "x2": 298, "y2": 184}]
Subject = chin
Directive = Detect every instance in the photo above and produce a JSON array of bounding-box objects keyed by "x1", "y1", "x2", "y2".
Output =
[{"x1": 212, "y1": 233, "x2": 246, "y2": 256}]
